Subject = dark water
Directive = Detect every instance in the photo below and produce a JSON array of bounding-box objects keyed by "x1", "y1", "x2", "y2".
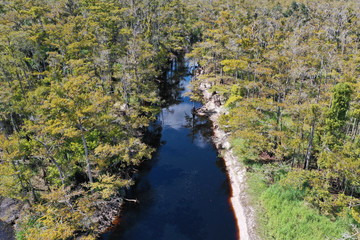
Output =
[
  {"x1": 0, "y1": 221, "x2": 14, "y2": 240},
  {"x1": 102, "y1": 59, "x2": 238, "y2": 240}
]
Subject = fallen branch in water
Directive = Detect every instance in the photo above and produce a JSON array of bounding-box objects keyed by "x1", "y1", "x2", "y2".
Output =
[{"x1": 123, "y1": 198, "x2": 139, "y2": 203}]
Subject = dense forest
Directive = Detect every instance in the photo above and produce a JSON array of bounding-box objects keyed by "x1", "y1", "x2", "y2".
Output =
[
  {"x1": 1, "y1": 0, "x2": 360, "y2": 239},
  {"x1": 188, "y1": 0, "x2": 360, "y2": 239},
  {"x1": 0, "y1": 0, "x2": 200, "y2": 239}
]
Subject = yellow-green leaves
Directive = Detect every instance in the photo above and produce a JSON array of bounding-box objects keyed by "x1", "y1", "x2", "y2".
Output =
[
  {"x1": 0, "y1": 0, "x2": 197, "y2": 237},
  {"x1": 86, "y1": 174, "x2": 133, "y2": 200},
  {"x1": 221, "y1": 59, "x2": 248, "y2": 73}
]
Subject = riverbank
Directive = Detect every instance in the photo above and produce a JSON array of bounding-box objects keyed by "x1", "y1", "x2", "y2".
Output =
[
  {"x1": 193, "y1": 76, "x2": 358, "y2": 240},
  {"x1": 0, "y1": 197, "x2": 24, "y2": 240},
  {"x1": 0, "y1": 193, "x2": 124, "y2": 239},
  {"x1": 0, "y1": 197, "x2": 20, "y2": 240},
  {"x1": 195, "y1": 79, "x2": 258, "y2": 240}
]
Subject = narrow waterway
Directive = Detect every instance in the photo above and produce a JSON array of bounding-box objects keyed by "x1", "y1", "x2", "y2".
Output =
[{"x1": 102, "y1": 59, "x2": 238, "y2": 240}]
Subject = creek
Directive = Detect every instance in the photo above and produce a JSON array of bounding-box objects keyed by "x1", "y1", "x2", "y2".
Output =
[{"x1": 102, "y1": 58, "x2": 238, "y2": 240}]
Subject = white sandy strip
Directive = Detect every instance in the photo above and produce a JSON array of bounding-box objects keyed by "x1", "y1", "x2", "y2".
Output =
[{"x1": 198, "y1": 81, "x2": 258, "y2": 240}]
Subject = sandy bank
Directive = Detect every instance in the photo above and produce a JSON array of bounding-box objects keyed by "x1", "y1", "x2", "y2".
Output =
[{"x1": 196, "y1": 80, "x2": 258, "y2": 240}]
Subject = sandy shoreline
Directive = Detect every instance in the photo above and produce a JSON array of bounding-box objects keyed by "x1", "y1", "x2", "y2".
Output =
[{"x1": 197, "y1": 80, "x2": 258, "y2": 240}]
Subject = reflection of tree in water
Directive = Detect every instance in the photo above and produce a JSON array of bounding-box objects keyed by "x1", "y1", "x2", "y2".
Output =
[
  {"x1": 183, "y1": 110, "x2": 213, "y2": 144},
  {"x1": 143, "y1": 120, "x2": 162, "y2": 148},
  {"x1": 159, "y1": 58, "x2": 189, "y2": 108},
  {"x1": 145, "y1": 58, "x2": 190, "y2": 148}
]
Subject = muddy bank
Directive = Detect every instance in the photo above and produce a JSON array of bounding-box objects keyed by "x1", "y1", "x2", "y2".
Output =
[
  {"x1": 196, "y1": 80, "x2": 258, "y2": 240},
  {"x1": 0, "y1": 197, "x2": 24, "y2": 225},
  {"x1": 92, "y1": 196, "x2": 124, "y2": 234}
]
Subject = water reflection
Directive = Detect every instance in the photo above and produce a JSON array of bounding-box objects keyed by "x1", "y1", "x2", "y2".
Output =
[
  {"x1": 102, "y1": 58, "x2": 237, "y2": 240},
  {"x1": 184, "y1": 112, "x2": 213, "y2": 145},
  {"x1": 161, "y1": 103, "x2": 193, "y2": 130}
]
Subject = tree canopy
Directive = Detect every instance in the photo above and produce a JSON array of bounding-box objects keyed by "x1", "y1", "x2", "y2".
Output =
[
  {"x1": 0, "y1": 0, "x2": 200, "y2": 239},
  {"x1": 188, "y1": 0, "x2": 360, "y2": 238}
]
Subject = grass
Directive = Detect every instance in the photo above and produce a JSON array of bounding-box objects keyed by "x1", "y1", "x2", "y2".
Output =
[
  {"x1": 262, "y1": 183, "x2": 350, "y2": 239},
  {"x1": 230, "y1": 133, "x2": 356, "y2": 239},
  {"x1": 245, "y1": 169, "x2": 354, "y2": 240}
]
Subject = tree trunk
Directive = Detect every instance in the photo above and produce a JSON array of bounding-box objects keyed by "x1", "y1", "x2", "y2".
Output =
[
  {"x1": 78, "y1": 117, "x2": 94, "y2": 184},
  {"x1": 10, "y1": 112, "x2": 18, "y2": 133},
  {"x1": 274, "y1": 91, "x2": 282, "y2": 149},
  {"x1": 15, "y1": 70, "x2": 25, "y2": 96},
  {"x1": 107, "y1": 52, "x2": 112, "y2": 84},
  {"x1": 20, "y1": 65, "x2": 31, "y2": 89},
  {"x1": 49, "y1": 156, "x2": 65, "y2": 186},
  {"x1": 352, "y1": 121, "x2": 358, "y2": 140},
  {"x1": 350, "y1": 118, "x2": 357, "y2": 139},
  {"x1": 291, "y1": 149, "x2": 296, "y2": 168},
  {"x1": 1, "y1": 65, "x2": 12, "y2": 88},
  {"x1": 0, "y1": 119, "x2": 8, "y2": 140},
  {"x1": 11, "y1": 161, "x2": 27, "y2": 197},
  {"x1": 35, "y1": 139, "x2": 66, "y2": 187},
  {"x1": 304, "y1": 74, "x2": 322, "y2": 170},
  {"x1": 214, "y1": 52, "x2": 217, "y2": 78},
  {"x1": 304, "y1": 120, "x2": 315, "y2": 170}
]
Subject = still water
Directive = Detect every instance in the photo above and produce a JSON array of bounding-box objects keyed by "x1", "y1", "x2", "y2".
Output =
[
  {"x1": 102, "y1": 59, "x2": 238, "y2": 240},
  {"x1": 0, "y1": 220, "x2": 14, "y2": 240}
]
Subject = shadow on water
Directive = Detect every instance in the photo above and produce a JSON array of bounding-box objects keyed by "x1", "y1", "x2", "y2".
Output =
[{"x1": 101, "y1": 58, "x2": 237, "y2": 240}]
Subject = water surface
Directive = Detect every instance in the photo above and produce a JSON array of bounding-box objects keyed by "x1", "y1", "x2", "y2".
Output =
[
  {"x1": 102, "y1": 59, "x2": 237, "y2": 240},
  {"x1": 0, "y1": 220, "x2": 14, "y2": 240}
]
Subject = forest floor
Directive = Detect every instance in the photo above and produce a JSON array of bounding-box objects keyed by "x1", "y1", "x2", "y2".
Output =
[{"x1": 196, "y1": 79, "x2": 259, "y2": 240}]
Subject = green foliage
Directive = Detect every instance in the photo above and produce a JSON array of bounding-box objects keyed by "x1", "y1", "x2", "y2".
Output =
[
  {"x1": 231, "y1": 137, "x2": 259, "y2": 163},
  {"x1": 16, "y1": 187, "x2": 98, "y2": 240},
  {"x1": 0, "y1": 0, "x2": 201, "y2": 238},
  {"x1": 2, "y1": 0, "x2": 360, "y2": 238},
  {"x1": 86, "y1": 174, "x2": 133, "y2": 200},
  {"x1": 221, "y1": 59, "x2": 248, "y2": 73},
  {"x1": 324, "y1": 83, "x2": 352, "y2": 149},
  {"x1": 224, "y1": 85, "x2": 242, "y2": 109},
  {"x1": 188, "y1": 0, "x2": 360, "y2": 237}
]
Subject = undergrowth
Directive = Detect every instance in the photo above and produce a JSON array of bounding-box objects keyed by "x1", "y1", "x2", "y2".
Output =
[{"x1": 232, "y1": 137, "x2": 358, "y2": 240}]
